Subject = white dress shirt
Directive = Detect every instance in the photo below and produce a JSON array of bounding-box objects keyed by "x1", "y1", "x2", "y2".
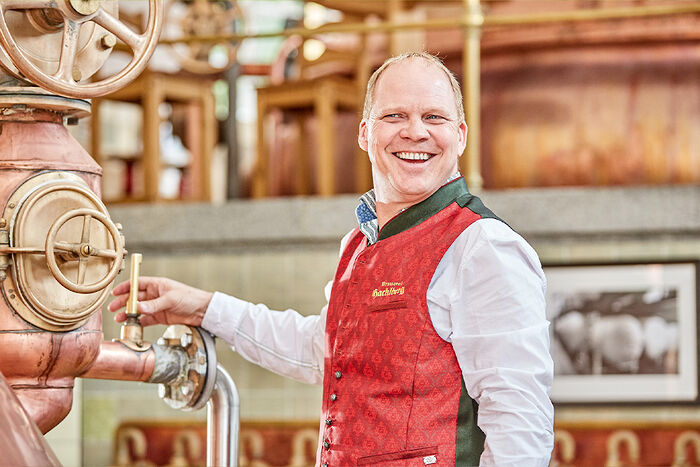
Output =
[{"x1": 202, "y1": 217, "x2": 554, "y2": 467}]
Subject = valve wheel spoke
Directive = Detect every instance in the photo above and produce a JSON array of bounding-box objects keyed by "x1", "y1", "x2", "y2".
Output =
[
  {"x1": 92, "y1": 248, "x2": 118, "y2": 259},
  {"x1": 0, "y1": 0, "x2": 55, "y2": 11},
  {"x1": 54, "y1": 241, "x2": 79, "y2": 254},
  {"x1": 93, "y1": 8, "x2": 145, "y2": 52},
  {"x1": 54, "y1": 19, "x2": 81, "y2": 82},
  {"x1": 77, "y1": 256, "x2": 88, "y2": 284},
  {"x1": 80, "y1": 213, "x2": 92, "y2": 244}
]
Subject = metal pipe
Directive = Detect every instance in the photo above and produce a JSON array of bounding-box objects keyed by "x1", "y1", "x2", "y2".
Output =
[
  {"x1": 207, "y1": 364, "x2": 239, "y2": 467},
  {"x1": 154, "y1": 3, "x2": 700, "y2": 45},
  {"x1": 78, "y1": 340, "x2": 155, "y2": 381},
  {"x1": 484, "y1": 3, "x2": 700, "y2": 26},
  {"x1": 463, "y1": 0, "x2": 484, "y2": 192}
]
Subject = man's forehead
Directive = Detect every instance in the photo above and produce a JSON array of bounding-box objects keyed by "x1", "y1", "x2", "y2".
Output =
[
  {"x1": 375, "y1": 58, "x2": 451, "y2": 90},
  {"x1": 371, "y1": 60, "x2": 457, "y2": 115}
]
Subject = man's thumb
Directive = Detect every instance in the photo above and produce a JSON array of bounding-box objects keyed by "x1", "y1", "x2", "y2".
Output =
[{"x1": 138, "y1": 296, "x2": 166, "y2": 316}]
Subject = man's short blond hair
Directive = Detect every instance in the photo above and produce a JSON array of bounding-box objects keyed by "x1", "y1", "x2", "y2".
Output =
[{"x1": 362, "y1": 52, "x2": 465, "y2": 124}]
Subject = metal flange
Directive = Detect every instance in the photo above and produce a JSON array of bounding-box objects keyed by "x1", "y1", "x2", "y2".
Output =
[{"x1": 155, "y1": 325, "x2": 217, "y2": 411}]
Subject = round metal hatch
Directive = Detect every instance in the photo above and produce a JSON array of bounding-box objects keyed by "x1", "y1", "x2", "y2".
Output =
[{"x1": 2, "y1": 171, "x2": 124, "y2": 331}]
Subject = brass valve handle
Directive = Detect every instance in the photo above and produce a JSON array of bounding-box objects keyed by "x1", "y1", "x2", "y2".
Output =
[
  {"x1": 0, "y1": 0, "x2": 163, "y2": 98},
  {"x1": 119, "y1": 253, "x2": 150, "y2": 351},
  {"x1": 126, "y1": 253, "x2": 142, "y2": 319},
  {"x1": 45, "y1": 208, "x2": 124, "y2": 294}
]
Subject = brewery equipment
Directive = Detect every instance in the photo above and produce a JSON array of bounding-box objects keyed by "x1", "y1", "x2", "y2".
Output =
[{"x1": 0, "y1": 1, "x2": 238, "y2": 465}]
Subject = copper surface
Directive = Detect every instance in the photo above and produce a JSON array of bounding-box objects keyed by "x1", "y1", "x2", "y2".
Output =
[
  {"x1": 0, "y1": 117, "x2": 107, "y2": 432},
  {"x1": 0, "y1": 118, "x2": 102, "y2": 176},
  {"x1": 80, "y1": 341, "x2": 156, "y2": 382},
  {"x1": 0, "y1": 371, "x2": 60, "y2": 466}
]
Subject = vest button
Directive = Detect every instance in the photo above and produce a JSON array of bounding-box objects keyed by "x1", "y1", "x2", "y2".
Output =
[
  {"x1": 334, "y1": 371, "x2": 342, "y2": 379},
  {"x1": 325, "y1": 418, "x2": 333, "y2": 426},
  {"x1": 323, "y1": 441, "x2": 330, "y2": 450},
  {"x1": 330, "y1": 393, "x2": 337, "y2": 401}
]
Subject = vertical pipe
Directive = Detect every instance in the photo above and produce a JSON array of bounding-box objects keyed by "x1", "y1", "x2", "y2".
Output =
[
  {"x1": 143, "y1": 74, "x2": 162, "y2": 202},
  {"x1": 207, "y1": 364, "x2": 239, "y2": 467},
  {"x1": 462, "y1": 0, "x2": 484, "y2": 192},
  {"x1": 226, "y1": 63, "x2": 241, "y2": 200}
]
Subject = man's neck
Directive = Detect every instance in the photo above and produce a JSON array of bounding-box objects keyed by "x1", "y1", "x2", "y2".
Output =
[
  {"x1": 375, "y1": 194, "x2": 432, "y2": 229},
  {"x1": 371, "y1": 173, "x2": 462, "y2": 229}
]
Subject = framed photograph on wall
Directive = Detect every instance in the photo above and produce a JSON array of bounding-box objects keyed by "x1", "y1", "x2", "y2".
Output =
[{"x1": 544, "y1": 261, "x2": 699, "y2": 403}]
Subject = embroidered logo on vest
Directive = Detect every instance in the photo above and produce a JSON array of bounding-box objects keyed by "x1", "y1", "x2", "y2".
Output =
[{"x1": 371, "y1": 281, "x2": 404, "y2": 298}]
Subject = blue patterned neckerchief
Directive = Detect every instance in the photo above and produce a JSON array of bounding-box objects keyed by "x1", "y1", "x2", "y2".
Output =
[{"x1": 355, "y1": 172, "x2": 462, "y2": 245}]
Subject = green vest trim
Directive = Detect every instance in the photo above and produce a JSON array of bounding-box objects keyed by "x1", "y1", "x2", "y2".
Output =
[
  {"x1": 456, "y1": 379, "x2": 486, "y2": 466},
  {"x1": 378, "y1": 177, "x2": 504, "y2": 241}
]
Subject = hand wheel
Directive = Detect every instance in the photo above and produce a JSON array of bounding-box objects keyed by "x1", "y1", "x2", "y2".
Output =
[
  {"x1": 0, "y1": 0, "x2": 163, "y2": 98},
  {"x1": 45, "y1": 208, "x2": 124, "y2": 294},
  {"x1": 169, "y1": 0, "x2": 242, "y2": 74}
]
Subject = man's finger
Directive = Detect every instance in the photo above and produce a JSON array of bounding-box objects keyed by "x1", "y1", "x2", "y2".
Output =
[
  {"x1": 137, "y1": 296, "x2": 169, "y2": 318},
  {"x1": 113, "y1": 311, "x2": 127, "y2": 323},
  {"x1": 112, "y1": 280, "x2": 131, "y2": 295},
  {"x1": 139, "y1": 314, "x2": 157, "y2": 327},
  {"x1": 108, "y1": 296, "x2": 127, "y2": 312}
]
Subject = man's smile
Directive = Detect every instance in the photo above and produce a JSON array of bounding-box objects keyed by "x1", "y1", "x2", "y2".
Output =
[{"x1": 393, "y1": 151, "x2": 436, "y2": 162}]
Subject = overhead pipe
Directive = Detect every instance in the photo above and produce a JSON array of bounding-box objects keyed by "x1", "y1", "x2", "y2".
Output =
[{"x1": 154, "y1": 3, "x2": 700, "y2": 45}]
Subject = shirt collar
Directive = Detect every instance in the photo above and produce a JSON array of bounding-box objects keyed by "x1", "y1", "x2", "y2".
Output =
[{"x1": 355, "y1": 172, "x2": 462, "y2": 245}]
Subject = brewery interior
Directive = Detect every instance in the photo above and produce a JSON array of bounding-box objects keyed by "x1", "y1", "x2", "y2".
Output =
[{"x1": 0, "y1": 0, "x2": 699, "y2": 466}]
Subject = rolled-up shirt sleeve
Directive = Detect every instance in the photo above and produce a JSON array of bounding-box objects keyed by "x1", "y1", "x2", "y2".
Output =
[{"x1": 434, "y1": 218, "x2": 554, "y2": 466}]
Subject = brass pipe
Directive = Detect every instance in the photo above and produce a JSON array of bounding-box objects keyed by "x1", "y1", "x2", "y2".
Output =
[
  {"x1": 78, "y1": 341, "x2": 155, "y2": 382},
  {"x1": 155, "y1": 4, "x2": 700, "y2": 45},
  {"x1": 484, "y1": 3, "x2": 700, "y2": 26},
  {"x1": 462, "y1": 0, "x2": 483, "y2": 192},
  {"x1": 119, "y1": 253, "x2": 149, "y2": 350}
]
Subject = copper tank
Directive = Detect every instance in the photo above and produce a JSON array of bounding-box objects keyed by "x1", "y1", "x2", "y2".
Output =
[{"x1": 0, "y1": 107, "x2": 108, "y2": 433}]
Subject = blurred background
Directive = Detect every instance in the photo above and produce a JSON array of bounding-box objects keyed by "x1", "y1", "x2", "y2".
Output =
[{"x1": 32, "y1": 0, "x2": 700, "y2": 465}]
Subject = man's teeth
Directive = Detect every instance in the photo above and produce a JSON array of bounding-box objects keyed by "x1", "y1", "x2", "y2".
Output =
[{"x1": 395, "y1": 152, "x2": 432, "y2": 161}]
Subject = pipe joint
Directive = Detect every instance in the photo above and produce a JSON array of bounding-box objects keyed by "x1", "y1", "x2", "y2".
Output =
[{"x1": 148, "y1": 343, "x2": 188, "y2": 384}]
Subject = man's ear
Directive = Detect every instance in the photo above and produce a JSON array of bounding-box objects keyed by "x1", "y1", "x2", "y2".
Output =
[
  {"x1": 358, "y1": 120, "x2": 369, "y2": 152},
  {"x1": 457, "y1": 122, "x2": 468, "y2": 156}
]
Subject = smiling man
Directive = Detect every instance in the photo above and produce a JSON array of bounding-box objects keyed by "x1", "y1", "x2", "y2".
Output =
[{"x1": 110, "y1": 53, "x2": 554, "y2": 466}]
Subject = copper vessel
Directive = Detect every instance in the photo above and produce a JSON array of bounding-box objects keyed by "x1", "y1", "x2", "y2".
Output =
[
  {"x1": 0, "y1": 108, "x2": 109, "y2": 433},
  {"x1": 0, "y1": 370, "x2": 60, "y2": 465}
]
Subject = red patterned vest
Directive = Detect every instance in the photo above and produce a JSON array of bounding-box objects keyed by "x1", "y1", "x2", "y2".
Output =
[{"x1": 318, "y1": 178, "x2": 499, "y2": 466}]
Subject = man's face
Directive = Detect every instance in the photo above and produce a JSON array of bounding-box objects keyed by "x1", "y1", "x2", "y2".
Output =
[{"x1": 358, "y1": 59, "x2": 467, "y2": 204}]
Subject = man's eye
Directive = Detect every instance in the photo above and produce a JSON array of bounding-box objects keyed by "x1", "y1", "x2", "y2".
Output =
[
  {"x1": 384, "y1": 113, "x2": 401, "y2": 119},
  {"x1": 426, "y1": 115, "x2": 444, "y2": 120}
]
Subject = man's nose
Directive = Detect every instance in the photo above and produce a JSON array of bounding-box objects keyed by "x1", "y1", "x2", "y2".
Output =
[{"x1": 399, "y1": 116, "x2": 429, "y2": 140}]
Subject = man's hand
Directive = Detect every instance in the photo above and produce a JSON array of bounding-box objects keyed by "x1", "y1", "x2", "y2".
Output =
[{"x1": 108, "y1": 276, "x2": 213, "y2": 328}]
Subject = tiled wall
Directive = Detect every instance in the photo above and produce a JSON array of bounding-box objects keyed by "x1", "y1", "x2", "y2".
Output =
[
  {"x1": 44, "y1": 380, "x2": 82, "y2": 465},
  {"x1": 81, "y1": 249, "x2": 335, "y2": 466}
]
